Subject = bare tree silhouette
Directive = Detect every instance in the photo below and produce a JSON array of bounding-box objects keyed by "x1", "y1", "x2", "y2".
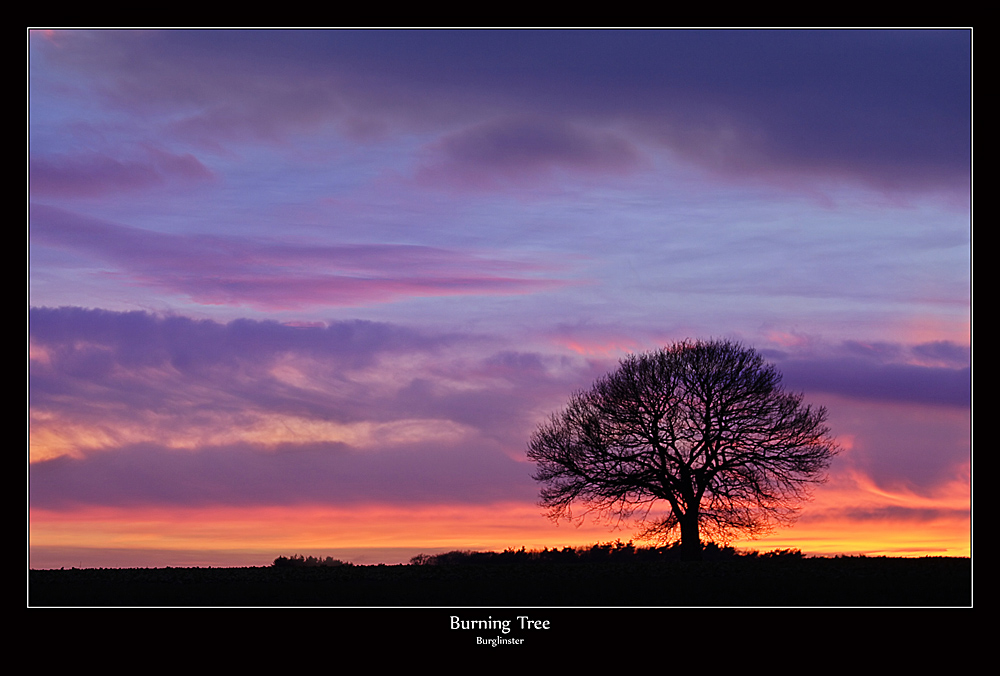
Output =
[{"x1": 528, "y1": 339, "x2": 837, "y2": 561}]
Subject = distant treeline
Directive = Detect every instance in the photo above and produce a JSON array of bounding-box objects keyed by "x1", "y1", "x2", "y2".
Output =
[
  {"x1": 272, "y1": 555, "x2": 353, "y2": 568},
  {"x1": 269, "y1": 542, "x2": 805, "y2": 568},
  {"x1": 406, "y1": 540, "x2": 805, "y2": 566},
  {"x1": 271, "y1": 541, "x2": 811, "y2": 568}
]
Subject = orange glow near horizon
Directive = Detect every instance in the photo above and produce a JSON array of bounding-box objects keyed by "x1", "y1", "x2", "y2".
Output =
[
  {"x1": 30, "y1": 397, "x2": 970, "y2": 568},
  {"x1": 728, "y1": 476, "x2": 970, "y2": 557},
  {"x1": 30, "y1": 477, "x2": 970, "y2": 569},
  {"x1": 29, "y1": 397, "x2": 970, "y2": 568}
]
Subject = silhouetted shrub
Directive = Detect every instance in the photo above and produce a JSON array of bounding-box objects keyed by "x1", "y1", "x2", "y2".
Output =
[{"x1": 759, "y1": 548, "x2": 804, "y2": 559}]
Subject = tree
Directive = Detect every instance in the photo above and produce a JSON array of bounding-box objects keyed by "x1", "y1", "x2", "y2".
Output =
[{"x1": 527, "y1": 339, "x2": 837, "y2": 561}]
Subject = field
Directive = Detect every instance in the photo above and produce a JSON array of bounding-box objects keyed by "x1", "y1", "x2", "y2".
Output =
[{"x1": 29, "y1": 556, "x2": 970, "y2": 607}]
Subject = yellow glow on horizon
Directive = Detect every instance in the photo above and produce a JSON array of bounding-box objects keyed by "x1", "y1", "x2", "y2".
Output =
[
  {"x1": 732, "y1": 516, "x2": 969, "y2": 558},
  {"x1": 30, "y1": 488, "x2": 970, "y2": 568},
  {"x1": 30, "y1": 503, "x2": 607, "y2": 551}
]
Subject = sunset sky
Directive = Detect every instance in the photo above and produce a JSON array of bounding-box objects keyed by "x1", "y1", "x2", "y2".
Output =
[{"x1": 28, "y1": 29, "x2": 970, "y2": 568}]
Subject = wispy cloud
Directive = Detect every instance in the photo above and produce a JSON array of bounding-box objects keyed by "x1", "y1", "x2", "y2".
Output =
[{"x1": 30, "y1": 206, "x2": 569, "y2": 309}]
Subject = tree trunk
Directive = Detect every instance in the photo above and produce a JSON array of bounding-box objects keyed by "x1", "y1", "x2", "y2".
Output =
[{"x1": 679, "y1": 513, "x2": 702, "y2": 561}]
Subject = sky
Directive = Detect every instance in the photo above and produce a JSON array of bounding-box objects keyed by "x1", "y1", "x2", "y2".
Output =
[{"x1": 28, "y1": 29, "x2": 971, "y2": 568}]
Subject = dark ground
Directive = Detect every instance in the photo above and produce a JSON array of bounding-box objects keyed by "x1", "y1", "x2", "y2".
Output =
[{"x1": 29, "y1": 556, "x2": 970, "y2": 607}]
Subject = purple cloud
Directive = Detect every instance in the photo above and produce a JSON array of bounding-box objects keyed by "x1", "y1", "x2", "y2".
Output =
[
  {"x1": 30, "y1": 205, "x2": 568, "y2": 309},
  {"x1": 28, "y1": 307, "x2": 591, "y2": 510},
  {"x1": 29, "y1": 439, "x2": 537, "y2": 509},
  {"x1": 774, "y1": 356, "x2": 970, "y2": 408},
  {"x1": 30, "y1": 307, "x2": 453, "y2": 420},
  {"x1": 417, "y1": 117, "x2": 643, "y2": 189},
  {"x1": 32, "y1": 29, "x2": 970, "y2": 194},
  {"x1": 800, "y1": 504, "x2": 968, "y2": 526},
  {"x1": 911, "y1": 340, "x2": 971, "y2": 368},
  {"x1": 29, "y1": 307, "x2": 587, "y2": 450},
  {"x1": 29, "y1": 148, "x2": 214, "y2": 198},
  {"x1": 29, "y1": 308, "x2": 970, "y2": 537}
]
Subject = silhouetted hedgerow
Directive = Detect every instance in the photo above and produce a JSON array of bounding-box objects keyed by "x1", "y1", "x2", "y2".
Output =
[{"x1": 407, "y1": 540, "x2": 794, "y2": 565}]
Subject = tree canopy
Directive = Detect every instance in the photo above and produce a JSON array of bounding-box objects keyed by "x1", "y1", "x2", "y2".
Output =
[{"x1": 527, "y1": 339, "x2": 837, "y2": 560}]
